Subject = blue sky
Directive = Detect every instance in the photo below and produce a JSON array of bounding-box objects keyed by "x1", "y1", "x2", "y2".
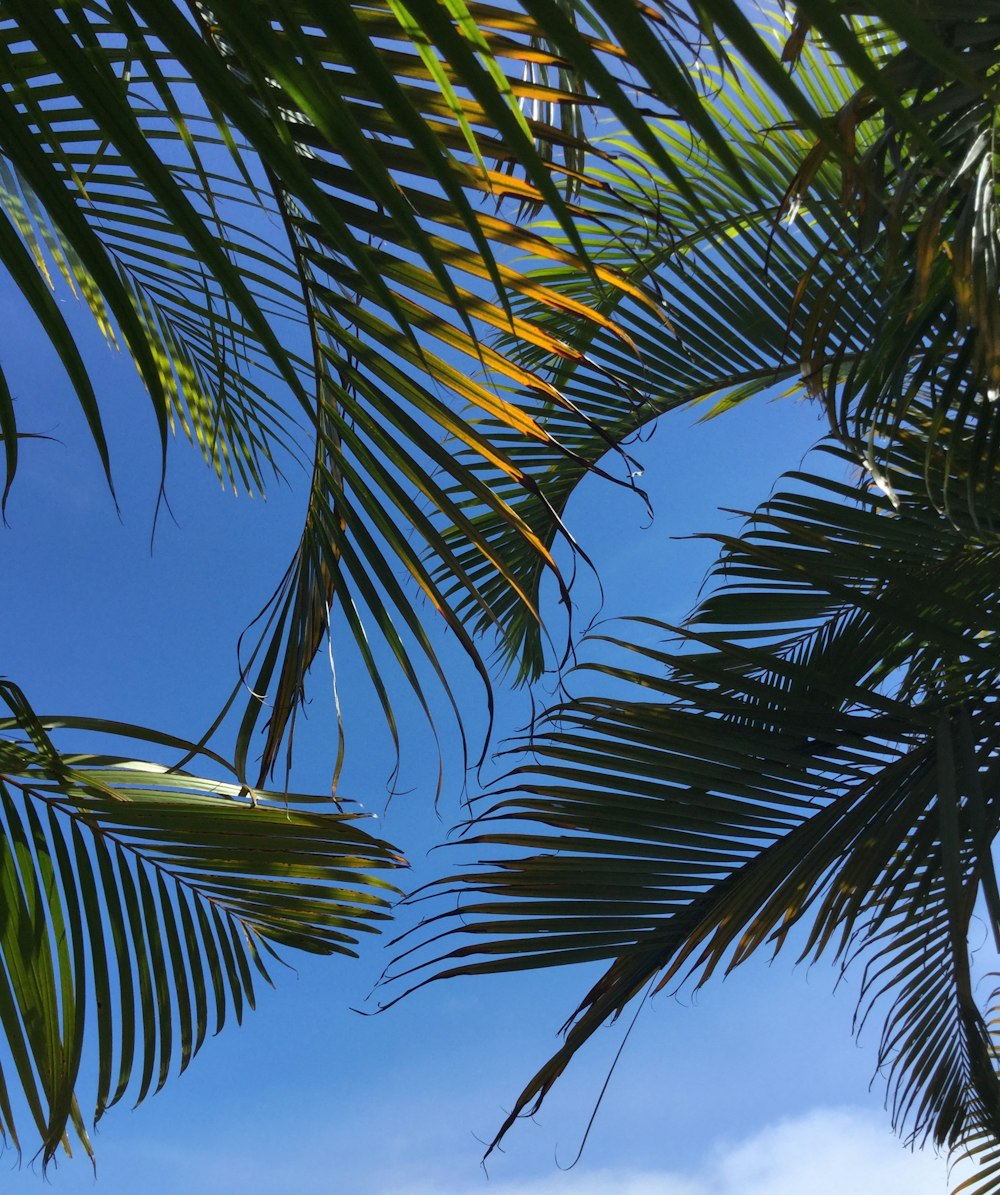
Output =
[{"x1": 0, "y1": 187, "x2": 964, "y2": 1194}]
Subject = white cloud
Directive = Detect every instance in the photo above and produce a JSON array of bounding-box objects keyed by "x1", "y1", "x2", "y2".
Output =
[
  {"x1": 378, "y1": 1107, "x2": 954, "y2": 1195},
  {"x1": 711, "y1": 1108, "x2": 951, "y2": 1195}
]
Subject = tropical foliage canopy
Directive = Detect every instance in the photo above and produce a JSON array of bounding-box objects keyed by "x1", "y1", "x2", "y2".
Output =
[{"x1": 2, "y1": 1, "x2": 1000, "y2": 1191}]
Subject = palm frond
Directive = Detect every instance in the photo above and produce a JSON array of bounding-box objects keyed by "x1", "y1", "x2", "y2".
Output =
[
  {"x1": 0, "y1": 679, "x2": 402, "y2": 1164},
  {"x1": 1, "y1": 1, "x2": 681, "y2": 783},
  {"x1": 395, "y1": 430, "x2": 1000, "y2": 1185},
  {"x1": 431, "y1": 2, "x2": 1000, "y2": 686},
  {"x1": 156, "y1": 0, "x2": 681, "y2": 781},
  {"x1": 427, "y1": 24, "x2": 872, "y2": 681},
  {"x1": 0, "y1": 2, "x2": 313, "y2": 497}
]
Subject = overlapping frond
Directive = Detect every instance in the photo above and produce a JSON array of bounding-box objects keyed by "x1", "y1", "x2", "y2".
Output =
[
  {"x1": 5, "y1": 0, "x2": 1000, "y2": 1174},
  {"x1": 0, "y1": 2, "x2": 313, "y2": 500},
  {"x1": 428, "y1": 23, "x2": 873, "y2": 681},
  {"x1": 181, "y1": 0, "x2": 677, "y2": 780},
  {"x1": 396, "y1": 433, "x2": 1000, "y2": 1185},
  {"x1": 429, "y1": 2, "x2": 1000, "y2": 686},
  {"x1": 1, "y1": 0, "x2": 687, "y2": 784},
  {"x1": 9, "y1": 2, "x2": 992, "y2": 781},
  {"x1": 0, "y1": 678, "x2": 401, "y2": 1163}
]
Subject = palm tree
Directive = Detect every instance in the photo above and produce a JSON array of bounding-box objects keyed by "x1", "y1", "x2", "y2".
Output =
[
  {"x1": 384, "y1": 7, "x2": 1000, "y2": 1193},
  {"x1": 0, "y1": 0, "x2": 626, "y2": 1162},
  {"x1": 1, "y1": 0, "x2": 703, "y2": 1163},
  {"x1": 3, "y1": 0, "x2": 998, "y2": 1184}
]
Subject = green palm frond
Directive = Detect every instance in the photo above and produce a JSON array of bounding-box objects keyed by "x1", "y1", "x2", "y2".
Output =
[
  {"x1": 4, "y1": 3, "x2": 996, "y2": 774},
  {"x1": 174, "y1": 0, "x2": 690, "y2": 782},
  {"x1": 625, "y1": 3, "x2": 1000, "y2": 490},
  {"x1": 426, "y1": 23, "x2": 872, "y2": 682},
  {"x1": 432, "y1": 2, "x2": 1000, "y2": 685},
  {"x1": 6, "y1": 0, "x2": 1000, "y2": 1174},
  {"x1": 0, "y1": 678, "x2": 402, "y2": 1164},
  {"x1": 0, "y1": 0, "x2": 676, "y2": 784},
  {"x1": 10, "y1": 1, "x2": 990, "y2": 779},
  {"x1": 396, "y1": 430, "x2": 1000, "y2": 1185},
  {"x1": 0, "y1": 2, "x2": 313, "y2": 498}
]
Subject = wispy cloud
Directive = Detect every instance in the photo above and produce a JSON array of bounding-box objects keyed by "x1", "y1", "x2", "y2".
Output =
[{"x1": 377, "y1": 1108, "x2": 954, "y2": 1195}]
